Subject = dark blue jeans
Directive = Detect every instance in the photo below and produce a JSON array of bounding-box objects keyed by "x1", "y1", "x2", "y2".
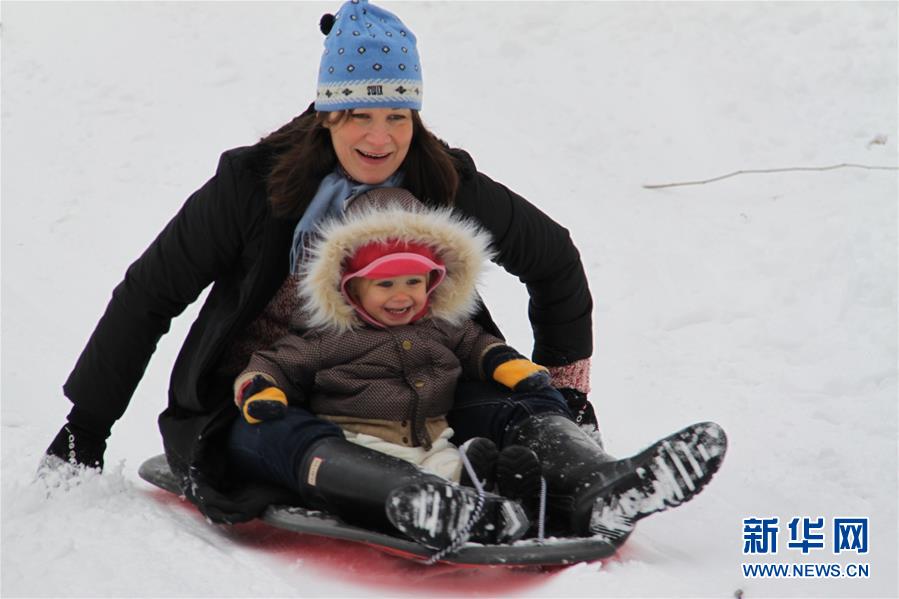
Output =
[
  {"x1": 447, "y1": 381, "x2": 574, "y2": 448},
  {"x1": 228, "y1": 407, "x2": 343, "y2": 492},
  {"x1": 227, "y1": 381, "x2": 573, "y2": 490}
]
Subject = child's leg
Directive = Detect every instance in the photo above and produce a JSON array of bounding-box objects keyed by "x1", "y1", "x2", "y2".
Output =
[
  {"x1": 229, "y1": 410, "x2": 531, "y2": 546},
  {"x1": 227, "y1": 405, "x2": 343, "y2": 490},
  {"x1": 345, "y1": 428, "x2": 463, "y2": 482}
]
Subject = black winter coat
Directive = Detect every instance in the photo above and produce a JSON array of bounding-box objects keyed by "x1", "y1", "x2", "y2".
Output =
[{"x1": 63, "y1": 136, "x2": 593, "y2": 521}]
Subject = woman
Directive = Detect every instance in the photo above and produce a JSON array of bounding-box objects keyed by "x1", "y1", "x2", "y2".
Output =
[{"x1": 45, "y1": 0, "x2": 725, "y2": 548}]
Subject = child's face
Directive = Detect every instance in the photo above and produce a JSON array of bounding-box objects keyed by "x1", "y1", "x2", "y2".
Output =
[{"x1": 350, "y1": 274, "x2": 429, "y2": 327}]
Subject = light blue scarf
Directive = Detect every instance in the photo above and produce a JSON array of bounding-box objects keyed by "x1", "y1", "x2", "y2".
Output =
[{"x1": 289, "y1": 169, "x2": 404, "y2": 274}]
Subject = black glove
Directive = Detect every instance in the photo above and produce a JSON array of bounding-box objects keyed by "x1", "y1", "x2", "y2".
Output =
[
  {"x1": 45, "y1": 422, "x2": 107, "y2": 470},
  {"x1": 557, "y1": 388, "x2": 598, "y2": 431},
  {"x1": 180, "y1": 465, "x2": 298, "y2": 525},
  {"x1": 181, "y1": 467, "x2": 259, "y2": 524}
]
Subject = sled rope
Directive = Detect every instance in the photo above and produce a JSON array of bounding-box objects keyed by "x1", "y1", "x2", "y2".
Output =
[
  {"x1": 425, "y1": 449, "x2": 486, "y2": 564},
  {"x1": 537, "y1": 476, "x2": 547, "y2": 542}
]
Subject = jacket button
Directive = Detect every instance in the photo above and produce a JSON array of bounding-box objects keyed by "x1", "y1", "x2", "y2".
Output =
[
  {"x1": 402, "y1": 340, "x2": 412, "y2": 350},
  {"x1": 401, "y1": 420, "x2": 408, "y2": 427},
  {"x1": 402, "y1": 437, "x2": 409, "y2": 444},
  {"x1": 414, "y1": 380, "x2": 424, "y2": 389}
]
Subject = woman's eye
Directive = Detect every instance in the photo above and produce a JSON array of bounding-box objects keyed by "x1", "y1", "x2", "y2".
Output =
[
  {"x1": 352, "y1": 112, "x2": 371, "y2": 120},
  {"x1": 376, "y1": 281, "x2": 393, "y2": 288},
  {"x1": 406, "y1": 278, "x2": 423, "y2": 286},
  {"x1": 388, "y1": 114, "x2": 408, "y2": 122}
]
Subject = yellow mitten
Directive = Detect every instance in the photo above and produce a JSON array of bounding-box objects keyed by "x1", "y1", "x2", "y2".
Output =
[
  {"x1": 237, "y1": 375, "x2": 288, "y2": 424},
  {"x1": 493, "y1": 359, "x2": 550, "y2": 390},
  {"x1": 484, "y1": 345, "x2": 553, "y2": 392}
]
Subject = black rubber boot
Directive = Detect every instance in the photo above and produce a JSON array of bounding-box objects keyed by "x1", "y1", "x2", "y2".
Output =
[
  {"x1": 505, "y1": 415, "x2": 727, "y2": 544},
  {"x1": 297, "y1": 437, "x2": 529, "y2": 549},
  {"x1": 495, "y1": 445, "x2": 544, "y2": 537},
  {"x1": 458, "y1": 437, "x2": 499, "y2": 491},
  {"x1": 387, "y1": 480, "x2": 530, "y2": 550},
  {"x1": 496, "y1": 445, "x2": 543, "y2": 502}
]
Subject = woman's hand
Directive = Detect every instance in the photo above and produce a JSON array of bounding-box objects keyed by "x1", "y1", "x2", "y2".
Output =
[
  {"x1": 556, "y1": 388, "x2": 598, "y2": 430},
  {"x1": 44, "y1": 422, "x2": 106, "y2": 470}
]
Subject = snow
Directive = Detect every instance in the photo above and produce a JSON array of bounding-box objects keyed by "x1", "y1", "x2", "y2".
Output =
[{"x1": 2, "y1": 1, "x2": 896, "y2": 597}]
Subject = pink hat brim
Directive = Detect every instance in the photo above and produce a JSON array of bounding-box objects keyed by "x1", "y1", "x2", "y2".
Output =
[{"x1": 341, "y1": 252, "x2": 446, "y2": 287}]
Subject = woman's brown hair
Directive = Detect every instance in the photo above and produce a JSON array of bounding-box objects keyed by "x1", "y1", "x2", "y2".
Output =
[{"x1": 261, "y1": 108, "x2": 460, "y2": 219}]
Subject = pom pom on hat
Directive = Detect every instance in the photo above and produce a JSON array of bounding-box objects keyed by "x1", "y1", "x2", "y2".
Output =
[
  {"x1": 320, "y1": 13, "x2": 336, "y2": 35},
  {"x1": 315, "y1": 0, "x2": 422, "y2": 111}
]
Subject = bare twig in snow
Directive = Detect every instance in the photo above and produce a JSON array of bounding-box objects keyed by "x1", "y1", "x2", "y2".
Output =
[
  {"x1": 643, "y1": 163, "x2": 898, "y2": 190},
  {"x1": 867, "y1": 134, "x2": 888, "y2": 148}
]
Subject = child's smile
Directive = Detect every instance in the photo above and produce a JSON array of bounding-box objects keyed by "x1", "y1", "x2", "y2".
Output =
[{"x1": 352, "y1": 275, "x2": 429, "y2": 326}]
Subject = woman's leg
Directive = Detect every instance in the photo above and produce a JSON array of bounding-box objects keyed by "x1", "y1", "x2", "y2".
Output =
[
  {"x1": 505, "y1": 414, "x2": 728, "y2": 543},
  {"x1": 450, "y1": 382, "x2": 727, "y2": 543},
  {"x1": 447, "y1": 380, "x2": 574, "y2": 447}
]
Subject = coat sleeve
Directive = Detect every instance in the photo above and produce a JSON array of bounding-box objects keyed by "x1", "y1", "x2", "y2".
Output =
[
  {"x1": 237, "y1": 333, "x2": 321, "y2": 405},
  {"x1": 447, "y1": 320, "x2": 506, "y2": 382},
  {"x1": 62, "y1": 150, "x2": 264, "y2": 434},
  {"x1": 449, "y1": 149, "x2": 593, "y2": 367}
]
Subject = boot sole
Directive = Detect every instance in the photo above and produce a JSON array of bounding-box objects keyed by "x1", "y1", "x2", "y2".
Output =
[
  {"x1": 588, "y1": 421, "x2": 727, "y2": 542},
  {"x1": 386, "y1": 482, "x2": 529, "y2": 549}
]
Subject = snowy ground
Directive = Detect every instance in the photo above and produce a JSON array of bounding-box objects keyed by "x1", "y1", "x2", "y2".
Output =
[{"x1": 2, "y1": 2, "x2": 897, "y2": 597}]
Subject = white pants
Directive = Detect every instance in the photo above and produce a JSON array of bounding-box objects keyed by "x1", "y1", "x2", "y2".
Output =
[{"x1": 342, "y1": 427, "x2": 463, "y2": 482}]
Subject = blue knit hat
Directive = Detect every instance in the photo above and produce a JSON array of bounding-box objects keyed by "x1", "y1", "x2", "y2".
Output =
[{"x1": 315, "y1": 0, "x2": 422, "y2": 111}]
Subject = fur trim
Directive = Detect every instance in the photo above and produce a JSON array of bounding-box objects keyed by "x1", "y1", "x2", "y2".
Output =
[{"x1": 298, "y1": 201, "x2": 495, "y2": 332}]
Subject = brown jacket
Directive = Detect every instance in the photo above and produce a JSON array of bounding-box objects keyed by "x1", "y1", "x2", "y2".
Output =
[
  {"x1": 237, "y1": 189, "x2": 506, "y2": 449},
  {"x1": 239, "y1": 317, "x2": 504, "y2": 449}
]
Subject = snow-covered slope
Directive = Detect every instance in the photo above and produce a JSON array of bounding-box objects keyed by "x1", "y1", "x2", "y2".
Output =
[{"x1": 2, "y1": 2, "x2": 896, "y2": 597}]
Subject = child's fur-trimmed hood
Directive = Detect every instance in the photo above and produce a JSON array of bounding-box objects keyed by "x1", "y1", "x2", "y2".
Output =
[{"x1": 298, "y1": 188, "x2": 495, "y2": 332}]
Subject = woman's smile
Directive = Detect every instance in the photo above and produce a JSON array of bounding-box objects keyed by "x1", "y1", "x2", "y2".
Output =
[{"x1": 329, "y1": 108, "x2": 413, "y2": 184}]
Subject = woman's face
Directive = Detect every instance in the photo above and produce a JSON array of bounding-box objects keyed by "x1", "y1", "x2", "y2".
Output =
[{"x1": 327, "y1": 108, "x2": 413, "y2": 184}]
